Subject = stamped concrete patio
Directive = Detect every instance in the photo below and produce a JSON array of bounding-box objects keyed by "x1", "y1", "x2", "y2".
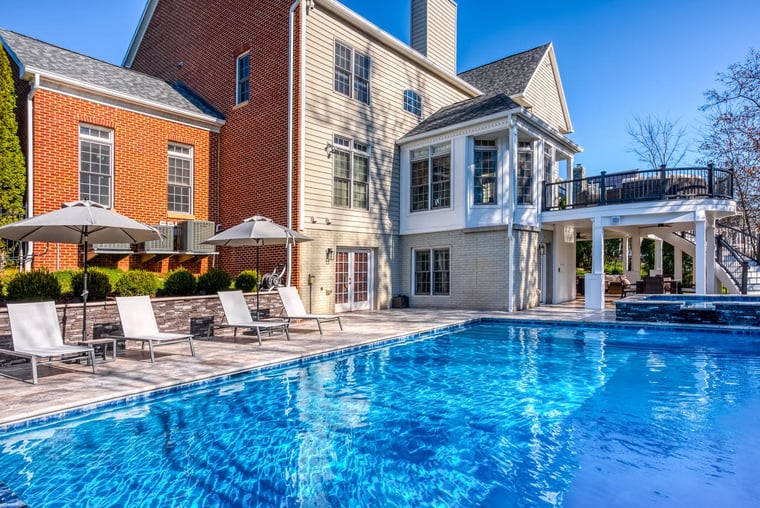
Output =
[{"x1": 0, "y1": 303, "x2": 615, "y2": 428}]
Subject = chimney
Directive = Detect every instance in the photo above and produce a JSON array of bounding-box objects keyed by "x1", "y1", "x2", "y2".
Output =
[{"x1": 410, "y1": 0, "x2": 457, "y2": 74}]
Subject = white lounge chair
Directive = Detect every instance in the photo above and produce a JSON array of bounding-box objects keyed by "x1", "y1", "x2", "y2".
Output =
[
  {"x1": 0, "y1": 301, "x2": 96, "y2": 384},
  {"x1": 276, "y1": 286, "x2": 342, "y2": 334},
  {"x1": 213, "y1": 290, "x2": 290, "y2": 345},
  {"x1": 114, "y1": 295, "x2": 196, "y2": 363}
]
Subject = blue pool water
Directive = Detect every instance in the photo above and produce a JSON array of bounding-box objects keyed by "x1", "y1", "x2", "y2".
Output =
[{"x1": 2, "y1": 321, "x2": 760, "y2": 507}]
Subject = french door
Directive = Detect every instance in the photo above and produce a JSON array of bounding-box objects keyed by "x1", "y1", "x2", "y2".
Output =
[{"x1": 335, "y1": 249, "x2": 372, "y2": 312}]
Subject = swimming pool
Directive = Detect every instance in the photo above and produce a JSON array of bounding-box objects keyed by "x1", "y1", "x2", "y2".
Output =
[{"x1": 1, "y1": 321, "x2": 759, "y2": 507}]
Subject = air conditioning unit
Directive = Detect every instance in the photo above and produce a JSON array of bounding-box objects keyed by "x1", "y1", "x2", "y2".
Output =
[
  {"x1": 177, "y1": 220, "x2": 216, "y2": 253},
  {"x1": 142, "y1": 225, "x2": 175, "y2": 252}
]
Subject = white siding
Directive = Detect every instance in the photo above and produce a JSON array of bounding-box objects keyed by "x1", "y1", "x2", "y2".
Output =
[{"x1": 523, "y1": 54, "x2": 568, "y2": 132}]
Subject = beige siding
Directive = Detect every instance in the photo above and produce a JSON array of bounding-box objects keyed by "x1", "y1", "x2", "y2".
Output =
[
  {"x1": 410, "y1": 0, "x2": 457, "y2": 74},
  {"x1": 301, "y1": 7, "x2": 472, "y2": 310},
  {"x1": 410, "y1": 0, "x2": 428, "y2": 56},
  {"x1": 523, "y1": 55, "x2": 568, "y2": 133}
]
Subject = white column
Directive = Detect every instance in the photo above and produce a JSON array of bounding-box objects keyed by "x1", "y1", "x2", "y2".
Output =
[
  {"x1": 673, "y1": 246, "x2": 683, "y2": 281},
  {"x1": 622, "y1": 236, "x2": 630, "y2": 273},
  {"x1": 654, "y1": 238, "x2": 663, "y2": 275},
  {"x1": 706, "y1": 216, "x2": 716, "y2": 293},
  {"x1": 631, "y1": 233, "x2": 641, "y2": 281},
  {"x1": 694, "y1": 212, "x2": 707, "y2": 294},
  {"x1": 585, "y1": 218, "x2": 605, "y2": 310}
]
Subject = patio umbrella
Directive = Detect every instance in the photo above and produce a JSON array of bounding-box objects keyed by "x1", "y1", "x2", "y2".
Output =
[
  {"x1": 202, "y1": 215, "x2": 312, "y2": 317},
  {"x1": 0, "y1": 200, "x2": 161, "y2": 340}
]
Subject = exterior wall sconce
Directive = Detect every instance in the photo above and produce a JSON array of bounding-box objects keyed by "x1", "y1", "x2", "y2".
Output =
[
  {"x1": 325, "y1": 142, "x2": 335, "y2": 158},
  {"x1": 326, "y1": 248, "x2": 335, "y2": 261}
]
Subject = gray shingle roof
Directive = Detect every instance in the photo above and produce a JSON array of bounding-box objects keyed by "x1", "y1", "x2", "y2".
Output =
[
  {"x1": 0, "y1": 29, "x2": 224, "y2": 122},
  {"x1": 458, "y1": 43, "x2": 550, "y2": 96},
  {"x1": 404, "y1": 93, "x2": 520, "y2": 138}
]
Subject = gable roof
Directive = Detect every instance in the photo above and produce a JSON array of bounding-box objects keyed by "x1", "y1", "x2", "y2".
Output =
[
  {"x1": 458, "y1": 43, "x2": 550, "y2": 96},
  {"x1": 0, "y1": 29, "x2": 224, "y2": 125},
  {"x1": 403, "y1": 93, "x2": 520, "y2": 139}
]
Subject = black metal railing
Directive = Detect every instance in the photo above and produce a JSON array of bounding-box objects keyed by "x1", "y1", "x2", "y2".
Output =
[
  {"x1": 716, "y1": 220, "x2": 759, "y2": 263},
  {"x1": 717, "y1": 235, "x2": 750, "y2": 294},
  {"x1": 544, "y1": 165, "x2": 733, "y2": 211}
]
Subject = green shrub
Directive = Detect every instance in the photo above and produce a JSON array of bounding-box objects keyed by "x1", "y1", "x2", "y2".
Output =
[
  {"x1": 113, "y1": 270, "x2": 160, "y2": 296},
  {"x1": 5, "y1": 269, "x2": 62, "y2": 302},
  {"x1": 197, "y1": 268, "x2": 231, "y2": 294},
  {"x1": 163, "y1": 268, "x2": 197, "y2": 296},
  {"x1": 71, "y1": 269, "x2": 112, "y2": 301},
  {"x1": 234, "y1": 270, "x2": 259, "y2": 292}
]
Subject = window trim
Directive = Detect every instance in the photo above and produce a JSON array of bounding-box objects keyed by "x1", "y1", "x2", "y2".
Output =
[
  {"x1": 413, "y1": 247, "x2": 451, "y2": 296},
  {"x1": 236, "y1": 51, "x2": 250, "y2": 105},
  {"x1": 517, "y1": 140, "x2": 534, "y2": 205},
  {"x1": 78, "y1": 124, "x2": 113, "y2": 208},
  {"x1": 473, "y1": 138, "x2": 498, "y2": 205},
  {"x1": 403, "y1": 89, "x2": 422, "y2": 117},
  {"x1": 332, "y1": 134, "x2": 370, "y2": 210},
  {"x1": 334, "y1": 40, "x2": 371, "y2": 105},
  {"x1": 410, "y1": 142, "x2": 451, "y2": 212},
  {"x1": 167, "y1": 142, "x2": 194, "y2": 215}
]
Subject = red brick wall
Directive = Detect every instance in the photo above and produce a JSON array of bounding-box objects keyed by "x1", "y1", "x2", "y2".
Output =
[
  {"x1": 129, "y1": 0, "x2": 303, "y2": 283},
  {"x1": 29, "y1": 89, "x2": 215, "y2": 274}
]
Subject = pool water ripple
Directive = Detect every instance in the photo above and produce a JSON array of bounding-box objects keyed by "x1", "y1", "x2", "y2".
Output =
[{"x1": 1, "y1": 322, "x2": 759, "y2": 507}]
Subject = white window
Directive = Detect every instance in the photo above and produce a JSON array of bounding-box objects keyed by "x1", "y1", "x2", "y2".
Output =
[
  {"x1": 474, "y1": 139, "x2": 497, "y2": 205},
  {"x1": 168, "y1": 143, "x2": 193, "y2": 214},
  {"x1": 411, "y1": 143, "x2": 451, "y2": 212},
  {"x1": 334, "y1": 41, "x2": 371, "y2": 104},
  {"x1": 414, "y1": 248, "x2": 450, "y2": 295},
  {"x1": 517, "y1": 141, "x2": 534, "y2": 205},
  {"x1": 332, "y1": 135, "x2": 369, "y2": 209},
  {"x1": 403, "y1": 89, "x2": 422, "y2": 116},
  {"x1": 236, "y1": 52, "x2": 250, "y2": 104},
  {"x1": 79, "y1": 124, "x2": 113, "y2": 207}
]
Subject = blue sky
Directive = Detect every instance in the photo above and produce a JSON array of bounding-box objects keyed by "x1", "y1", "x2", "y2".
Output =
[{"x1": 3, "y1": 0, "x2": 758, "y2": 174}]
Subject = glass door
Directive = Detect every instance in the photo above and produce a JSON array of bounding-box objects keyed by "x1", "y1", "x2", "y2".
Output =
[{"x1": 335, "y1": 250, "x2": 372, "y2": 312}]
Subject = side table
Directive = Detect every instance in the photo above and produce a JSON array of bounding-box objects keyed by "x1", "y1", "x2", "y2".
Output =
[{"x1": 78, "y1": 337, "x2": 118, "y2": 362}]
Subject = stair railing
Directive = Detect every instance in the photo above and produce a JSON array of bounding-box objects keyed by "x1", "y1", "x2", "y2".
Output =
[{"x1": 716, "y1": 234, "x2": 749, "y2": 294}]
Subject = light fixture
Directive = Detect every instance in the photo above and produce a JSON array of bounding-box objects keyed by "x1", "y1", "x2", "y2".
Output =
[
  {"x1": 326, "y1": 248, "x2": 335, "y2": 262},
  {"x1": 325, "y1": 142, "x2": 335, "y2": 159}
]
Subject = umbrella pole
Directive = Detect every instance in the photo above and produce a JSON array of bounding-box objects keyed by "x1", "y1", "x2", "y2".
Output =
[
  {"x1": 256, "y1": 246, "x2": 260, "y2": 318},
  {"x1": 82, "y1": 237, "x2": 89, "y2": 341}
]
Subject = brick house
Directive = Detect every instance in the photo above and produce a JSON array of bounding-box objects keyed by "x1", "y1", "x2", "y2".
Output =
[{"x1": 0, "y1": 29, "x2": 224, "y2": 275}]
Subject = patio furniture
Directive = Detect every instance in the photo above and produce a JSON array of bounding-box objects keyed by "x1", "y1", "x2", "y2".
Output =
[
  {"x1": 643, "y1": 275, "x2": 665, "y2": 294},
  {"x1": 620, "y1": 276, "x2": 637, "y2": 297},
  {"x1": 0, "y1": 301, "x2": 96, "y2": 384},
  {"x1": 114, "y1": 296, "x2": 196, "y2": 363},
  {"x1": 213, "y1": 290, "x2": 290, "y2": 345},
  {"x1": 277, "y1": 287, "x2": 343, "y2": 334}
]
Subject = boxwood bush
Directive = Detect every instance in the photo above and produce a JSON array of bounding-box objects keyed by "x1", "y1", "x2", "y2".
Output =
[
  {"x1": 163, "y1": 268, "x2": 198, "y2": 296},
  {"x1": 71, "y1": 269, "x2": 112, "y2": 301},
  {"x1": 234, "y1": 270, "x2": 259, "y2": 292},
  {"x1": 5, "y1": 269, "x2": 62, "y2": 302},
  {"x1": 114, "y1": 269, "x2": 160, "y2": 296},
  {"x1": 197, "y1": 268, "x2": 231, "y2": 294}
]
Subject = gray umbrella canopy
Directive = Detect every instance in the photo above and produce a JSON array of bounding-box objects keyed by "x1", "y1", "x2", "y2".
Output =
[
  {"x1": 203, "y1": 215, "x2": 312, "y2": 316},
  {"x1": 203, "y1": 215, "x2": 312, "y2": 247},
  {"x1": 0, "y1": 200, "x2": 161, "y2": 340},
  {"x1": 0, "y1": 200, "x2": 161, "y2": 244}
]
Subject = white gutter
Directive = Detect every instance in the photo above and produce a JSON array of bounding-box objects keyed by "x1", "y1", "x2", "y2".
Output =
[
  {"x1": 25, "y1": 73, "x2": 39, "y2": 270},
  {"x1": 287, "y1": 0, "x2": 304, "y2": 286},
  {"x1": 23, "y1": 67, "x2": 224, "y2": 128},
  {"x1": 398, "y1": 107, "x2": 521, "y2": 145}
]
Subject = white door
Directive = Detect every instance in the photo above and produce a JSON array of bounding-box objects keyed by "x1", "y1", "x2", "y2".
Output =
[{"x1": 335, "y1": 250, "x2": 372, "y2": 312}]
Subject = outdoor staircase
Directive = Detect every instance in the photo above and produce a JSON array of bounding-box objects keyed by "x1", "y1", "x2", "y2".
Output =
[{"x1": 668, "y1": 222, "x2": 760, "y2": 295}]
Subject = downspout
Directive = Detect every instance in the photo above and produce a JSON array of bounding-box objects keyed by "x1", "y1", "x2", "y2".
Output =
[
  {"x1": 507, "y1": 114, "x2": 517, "y2": 312},
  {"x1": 287, "y1": 0, "x2": 301, "y2": 287},
  {"x1": 287, "y1": 0, "x2": 308, "y2": 287},
  {"x1": 24, "y1": 73, "x2": 39, "y2": 271}
]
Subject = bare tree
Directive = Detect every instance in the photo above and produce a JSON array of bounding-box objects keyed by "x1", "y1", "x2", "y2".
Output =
[
  {"x1": 699, "y1": 49, "x2": 760, "y2": 251},
  {"x1": 626, "y1": 114, "x2": 689, "y2": 169}
]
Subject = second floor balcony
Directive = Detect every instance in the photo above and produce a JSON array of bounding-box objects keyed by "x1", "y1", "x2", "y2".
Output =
[{"x1": 543, "y1": 165, "x2": 734, "y2": 212}]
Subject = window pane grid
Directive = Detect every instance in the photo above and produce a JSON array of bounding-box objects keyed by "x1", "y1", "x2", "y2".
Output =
[
  {"x1": 518, "y1": 143, "x2": 533, "y2": 205},
  {"x1": 168, "y1": 144, "x2": 193, "y2": 213},
  {"x1": 403, "y1": 89, "x2": 422, "y2": 116},
  {"x1": 237, "y1": 53, "x2": 250, "y2": 104},
  {"x1": 79, "y1": 126, "x2": 112, "y2": 207},
  {"x1": 414, "y1": 250, "x2": 431, "y2": 295},
  {"x1": 414, "y1": 248, "x2": 450, "y2": 296},
  {"x1": 332, "y1": 138, "x2": 368, "y2": 209},
  {"x1": 474, "y1": 143, "x2": 497, "y2": 205},
  {"x1": 334, "y1": 42, "x2": 370, "y2": 104}
]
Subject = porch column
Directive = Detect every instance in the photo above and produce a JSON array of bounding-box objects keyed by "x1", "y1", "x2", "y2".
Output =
[
  {"x1": 706, "y1": 216, "x2": 716, "y2": 293},
  {"x1": 694, "y1": 212, "x2": 707, "y2": 294},
  {"x1": 630, "y1": 233, "x2": 642, "y2": 282},
  {"x1": 584, "y1": 218, "x2": 605, "y2": 310},
  {"x1": 654, "y1": 238, "x2": 663, "y2": 275},
  {"x1": 622, "y1": 236, "x2": 630, "y2": 273},
  {"x1": 673, "y1": 246, "x2": 683, "y2": 281}
]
